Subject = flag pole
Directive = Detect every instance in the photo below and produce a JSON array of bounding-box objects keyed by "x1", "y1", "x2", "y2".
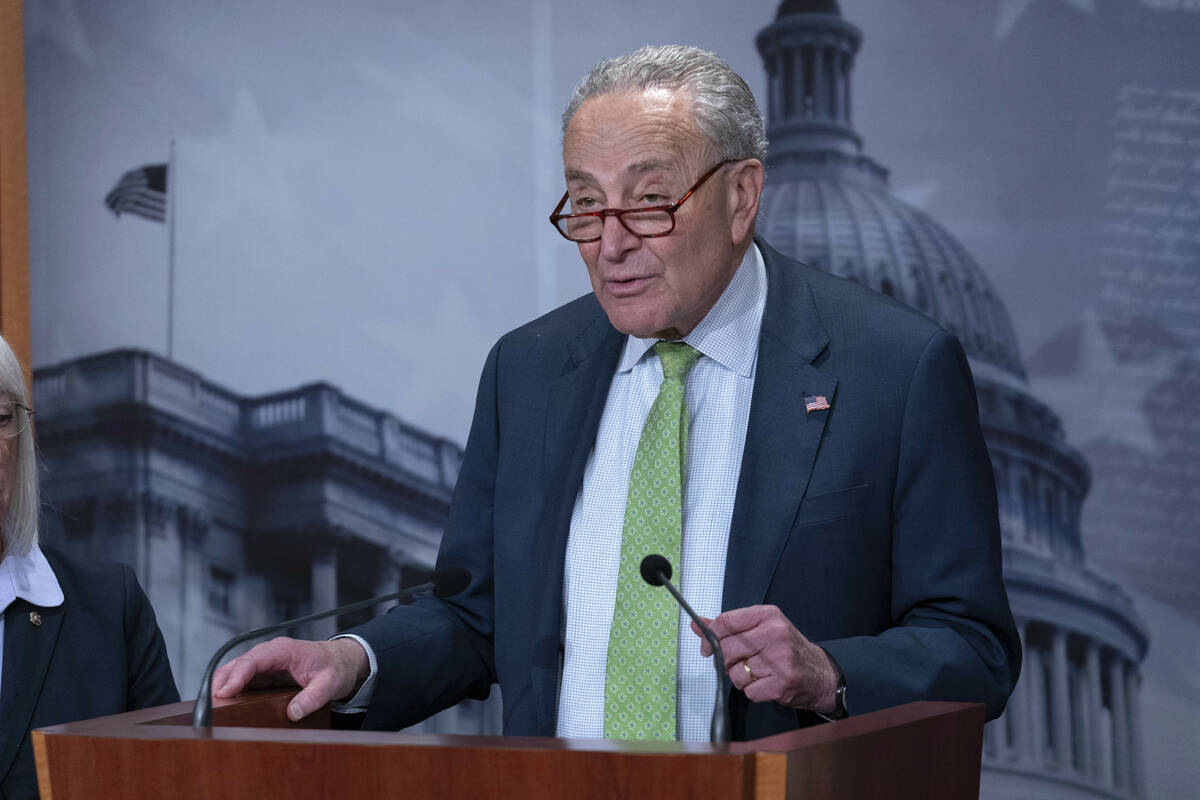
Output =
[{"x1": 167, "y1": 140, "x2": 176, "y2": 360}]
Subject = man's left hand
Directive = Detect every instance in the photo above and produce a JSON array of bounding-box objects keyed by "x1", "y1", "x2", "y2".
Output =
[{"x1": 693, "y1": 605, "x2": 838, "y2": 713}]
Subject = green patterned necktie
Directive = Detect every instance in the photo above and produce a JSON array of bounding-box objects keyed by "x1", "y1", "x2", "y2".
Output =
[{"x1": 603, "y1": 340, "x2": 701, "y2": 741}]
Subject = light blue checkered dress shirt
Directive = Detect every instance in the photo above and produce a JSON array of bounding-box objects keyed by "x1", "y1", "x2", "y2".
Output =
[{"x1": 556, "y1": 244, "x2": 767, "y2": 741}]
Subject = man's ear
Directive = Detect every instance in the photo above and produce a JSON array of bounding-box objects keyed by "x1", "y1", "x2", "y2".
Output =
[{"x1": 727, "y1": 159, "x2": 764, "y2": 245}]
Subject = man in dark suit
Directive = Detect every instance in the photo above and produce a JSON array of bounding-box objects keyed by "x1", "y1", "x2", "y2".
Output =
[{"x1": 215, "y1": 44, "x2": 1019, "y2": 742}]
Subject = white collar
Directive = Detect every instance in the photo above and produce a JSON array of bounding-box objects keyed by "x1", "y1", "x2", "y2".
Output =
[
  {"x1": 0, "y1": 543, "x2": 65, "y2": 613},
  {"x1": 618, "y1": 242, "x2": 767, "y2": 377}
]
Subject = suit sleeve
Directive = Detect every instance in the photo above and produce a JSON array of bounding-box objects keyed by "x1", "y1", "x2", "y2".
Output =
[
  {"x1": 351, "y1": 340, "x2": 502, "y2": 730},
  {"x1": 819, "y1": 330, "x2": 1021, "y2": 720},
  {"x1": 120, "y1": 564, "x2": 180, "y2": 708}
]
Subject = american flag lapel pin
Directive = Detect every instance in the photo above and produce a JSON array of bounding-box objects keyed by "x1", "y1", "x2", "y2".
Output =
[{"x1": 804, "y1": 394, "x2": 830, "y2": 414}]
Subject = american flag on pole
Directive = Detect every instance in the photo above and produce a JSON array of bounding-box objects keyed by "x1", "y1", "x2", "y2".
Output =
[
  {"x1": 804, "y1": 395, "x2": 830, "y2": 414},
  {"x1": 104, "y1": 164, "x2": 167, "y2": 222}
]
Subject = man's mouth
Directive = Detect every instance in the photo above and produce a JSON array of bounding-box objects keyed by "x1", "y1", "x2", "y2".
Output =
[{"x1": 606, "y1": 276, "x2": 652, "y2": 296}]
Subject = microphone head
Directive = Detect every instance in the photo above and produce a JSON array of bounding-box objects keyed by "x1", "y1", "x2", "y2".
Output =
[
  {"x1": 640, "y1": 554, "x2": 673, "y2": 587},
  {"x1": 431, "y1": 566, "x2": 472, "y2": 598}
]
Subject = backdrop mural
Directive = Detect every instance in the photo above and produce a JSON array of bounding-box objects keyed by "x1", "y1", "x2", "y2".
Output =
[{"x1": 23, "y1": 0, "x2": 1198, "y2": 797}]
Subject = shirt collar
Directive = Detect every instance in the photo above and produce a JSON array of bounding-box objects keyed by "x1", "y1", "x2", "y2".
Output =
[
  {"x1": 617, "y1": 242, "x2": 767, "y2": 377},
  {"x1": 0, "y1": 543, "x2": 65, "y2": 613}
]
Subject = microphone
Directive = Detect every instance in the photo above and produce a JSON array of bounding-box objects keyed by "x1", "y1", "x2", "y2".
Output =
[
  {"x1": 640, "y1": 554, "x2": 731, "y2": 744},
  {"x1": 192, "y1": 566, "x2": 472, "y2": 727}
]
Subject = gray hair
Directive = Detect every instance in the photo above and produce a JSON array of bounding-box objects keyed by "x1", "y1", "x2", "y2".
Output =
[
  {"x1": 0, "y1": 333, "x2": 38, "y2": 559},
  {"x1": 562, "y1": 44, "x2": 768, "y2": 163}
]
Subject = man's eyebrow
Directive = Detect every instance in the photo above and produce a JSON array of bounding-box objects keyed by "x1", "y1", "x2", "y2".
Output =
[
  {"x1": 628, "y1": 160, "x2": 676, "y2": 175},
  {"x1": 565, "y1": 161, "x2": 679, "y2": 184}
]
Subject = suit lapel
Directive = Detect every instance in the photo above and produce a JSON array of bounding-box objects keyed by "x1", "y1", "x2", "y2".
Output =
[
  {"x1": 723, "y1": 242, "x2": 837, "y2": 612},
  {"x1": 0, "y1": 599, "x2": 64, "y2": 782},
  {"x1": 529, "y1": 308, "x2": 624, "y2": 734}
]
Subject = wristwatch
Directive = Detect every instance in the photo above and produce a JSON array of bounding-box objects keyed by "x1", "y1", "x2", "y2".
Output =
[
  {"x1": 818, "y1": 646, "x2": 849, "y2": 721},
  {"x1": 829, "y1": 677, "x2": 849, "y2": 720}
]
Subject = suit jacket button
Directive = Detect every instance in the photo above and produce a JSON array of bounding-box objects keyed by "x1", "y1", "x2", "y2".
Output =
[{"x1": 29, "y1": 611, "x2": 43, "y2": 626}]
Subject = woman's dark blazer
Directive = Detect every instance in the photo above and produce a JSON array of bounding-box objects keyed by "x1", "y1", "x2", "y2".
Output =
[{"x1": 0, "y1": 546, "x2": 179, "y2": 800}]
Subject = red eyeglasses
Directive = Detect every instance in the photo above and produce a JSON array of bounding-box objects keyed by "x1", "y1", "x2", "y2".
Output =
[{"x1": 549, "y1": 159, "x2": 736, "y2": 243}]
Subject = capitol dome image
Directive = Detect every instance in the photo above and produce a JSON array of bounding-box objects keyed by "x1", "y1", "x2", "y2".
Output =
[{"x1": 754, "y1": 2, "x2": 1149, "y2": 797}]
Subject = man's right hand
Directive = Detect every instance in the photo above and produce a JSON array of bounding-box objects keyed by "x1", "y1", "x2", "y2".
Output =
[{"x1": 212, "y1": 637, "x2": 371, "y2": 721}]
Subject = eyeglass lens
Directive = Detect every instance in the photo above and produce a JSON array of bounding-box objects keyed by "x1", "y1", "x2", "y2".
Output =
[
  {"x1": 559, "y1": 208, "x2": 674, "y2": 241},
  {"x1": 0, "y1": 405, "x2": 29, "y2": 439}
]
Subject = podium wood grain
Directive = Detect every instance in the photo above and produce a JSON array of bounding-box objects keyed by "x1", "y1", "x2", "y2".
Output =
[{"x1": 33, "y1": 692, "x2": 983, "y2": 799}]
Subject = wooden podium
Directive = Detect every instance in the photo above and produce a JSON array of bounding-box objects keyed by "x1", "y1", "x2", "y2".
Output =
[{"x1": 33, "y1": 693, "x2": 983, "y2": 799}]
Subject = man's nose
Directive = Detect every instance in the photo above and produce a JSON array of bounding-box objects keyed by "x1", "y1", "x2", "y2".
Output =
[{"x1": 598, "y1": 213, "x2": 640, "y2": 261}]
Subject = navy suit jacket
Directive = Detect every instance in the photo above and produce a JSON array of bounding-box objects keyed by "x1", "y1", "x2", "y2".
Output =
[
  {"x1": 0, "y1": 547, "x2": 178, "y2": 800},
  {"x1": 354, "y1": 239, "x2": 1020, "y2": 740}
]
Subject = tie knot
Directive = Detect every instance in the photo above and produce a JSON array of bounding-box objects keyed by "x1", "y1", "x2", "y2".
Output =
[{"x1": 654, "y1": 341, "x2": 701, "y2": 381}]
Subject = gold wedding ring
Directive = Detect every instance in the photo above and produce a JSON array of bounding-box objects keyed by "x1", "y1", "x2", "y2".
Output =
[{"x1": 743, "y1": 661, "x2": 758, "y2": 683}]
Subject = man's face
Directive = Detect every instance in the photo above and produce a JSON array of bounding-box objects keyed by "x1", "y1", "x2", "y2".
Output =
[{"x1": 562, "y1": 89, "x2": 751, "y2": 340}]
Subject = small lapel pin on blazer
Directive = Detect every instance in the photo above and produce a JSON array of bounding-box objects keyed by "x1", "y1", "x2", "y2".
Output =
[
  {"x1": 29, "y1": 611, "x2": 43, "y2": 627},
  {"x1": 804, "y1": 395, "x2": 830, "y2": 414}
]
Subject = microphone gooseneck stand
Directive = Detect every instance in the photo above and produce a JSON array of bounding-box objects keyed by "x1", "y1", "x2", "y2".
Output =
[{"x1": 640, "y1": 554, "x2": 732, "y2": 744}]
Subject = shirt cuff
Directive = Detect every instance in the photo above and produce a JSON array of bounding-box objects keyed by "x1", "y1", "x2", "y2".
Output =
[{"x1": 327, "y1": 633, "x2": 378, "y2": 713}]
